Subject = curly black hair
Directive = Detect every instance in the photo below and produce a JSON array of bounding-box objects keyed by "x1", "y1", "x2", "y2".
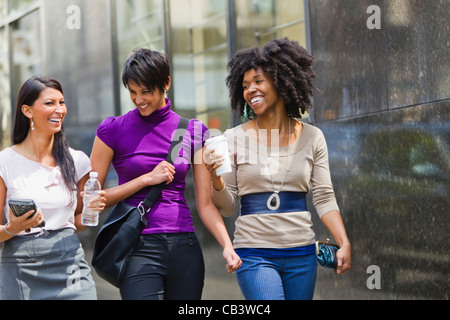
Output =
[{"x1": 226, "y1": 38, "x2": 318, "y2": 119}]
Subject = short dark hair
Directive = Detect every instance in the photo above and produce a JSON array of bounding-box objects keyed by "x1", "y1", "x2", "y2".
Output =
[
  {"x1": 122, "y1": 48, "x2": 171, "y2": 93},
  {"x1": 226, "y1": 38, "x2": 318, "y2": 119}
]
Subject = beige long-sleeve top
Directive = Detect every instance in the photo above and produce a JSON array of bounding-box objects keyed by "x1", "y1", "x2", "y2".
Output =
[{"x1": 212, "y1": 122, "x2": 339, "y2": 249}]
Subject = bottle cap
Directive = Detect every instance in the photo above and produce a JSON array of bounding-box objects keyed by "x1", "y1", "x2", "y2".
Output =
[{"x1": 89, "y1": 172, "x2": 99, "y2": 178}]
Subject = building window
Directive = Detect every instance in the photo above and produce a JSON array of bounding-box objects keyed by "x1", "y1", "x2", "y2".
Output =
[
  {"x1": 170, "y1": 0, "x2": 230, "y2": 131},
  {"x1": 0, "y1": 26, "x2": 10, "y2": 149},
  {"x1": 115, "y1": 0, "x2": 165, "y2": 114},
  {"x1": 0, "y1": 0, "x2": 43, "y2": 149},
  {"x1": 7, "y1": 0, "x2": 37, "y2": 15},
  {"x1": 235, "y1": 0, "x2": 309, "y2": 120},
  {"x1": 0, "y1": 0, "x2": 6, "y2": 22},
  {"x1": 113, "y1": 0, "x2": 308, "y2": 127},
  {"x1": 10, "y1": 9, "x2": 43, "y2": 108},
  {"x1": 235, "y1": 0, "x2": 307, "y2": 51}
]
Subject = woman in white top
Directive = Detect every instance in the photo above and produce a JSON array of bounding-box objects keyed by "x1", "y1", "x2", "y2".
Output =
[{"x1": 0, "y1": 77, "x2": 106, "y2": 300}]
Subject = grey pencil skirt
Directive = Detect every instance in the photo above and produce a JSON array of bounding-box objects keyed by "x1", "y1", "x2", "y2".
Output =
[{"x1": 0, "y1": 228, "x2": 97, "y2": 300}]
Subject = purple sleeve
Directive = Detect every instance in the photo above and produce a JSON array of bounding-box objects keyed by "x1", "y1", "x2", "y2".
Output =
[
  {"x1": 96, "y1": 117, "x2": 118, "y2": 150},
  {"x1": 189, "y1": 119, "x2": 210, "y2": 157}
]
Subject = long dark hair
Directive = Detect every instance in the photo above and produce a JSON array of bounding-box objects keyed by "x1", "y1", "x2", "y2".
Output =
[{"x1": 13, "y1": 77, "x2": 78, "y2": 197}]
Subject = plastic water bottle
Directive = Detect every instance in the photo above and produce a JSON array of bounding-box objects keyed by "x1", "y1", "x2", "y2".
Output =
[{"x1": 81, "y1": 172, "x2": 102, "y2": 226}]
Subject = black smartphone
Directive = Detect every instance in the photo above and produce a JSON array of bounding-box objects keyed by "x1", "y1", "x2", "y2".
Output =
[{"x1": 8, "y1": 198, "x2": 45, "y2": 230}]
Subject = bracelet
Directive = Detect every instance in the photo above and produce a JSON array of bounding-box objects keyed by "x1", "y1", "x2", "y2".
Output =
[
  {"x1": 3, "y1": 223, "x2": 18, "y2": 237},
  {"x1": 3, "y1": 223, "x2": 48, "y2": 238}
]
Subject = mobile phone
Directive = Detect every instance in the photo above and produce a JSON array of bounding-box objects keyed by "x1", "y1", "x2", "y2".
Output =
[{"x1": 8, "y1": 198, "x2": 45, "y2": 229}]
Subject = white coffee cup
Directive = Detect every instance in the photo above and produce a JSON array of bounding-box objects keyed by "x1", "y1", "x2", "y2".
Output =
[{"x1": 205, "y1": 135, "x2": 232, "y2": 176}]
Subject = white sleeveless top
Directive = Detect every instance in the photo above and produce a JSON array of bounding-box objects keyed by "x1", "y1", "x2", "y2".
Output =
[{"x1": 0, "y1": 147, "x2": 91, "y2": 234}]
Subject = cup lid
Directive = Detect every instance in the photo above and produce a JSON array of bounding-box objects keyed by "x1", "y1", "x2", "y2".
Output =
[{"x1": 205, "y1": 135, "x2": 226, "y2": 145}]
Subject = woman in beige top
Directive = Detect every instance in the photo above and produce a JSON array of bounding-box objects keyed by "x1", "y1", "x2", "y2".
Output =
[{"x1": 205, "y1": 38, "x2": 351, "y2": 300}]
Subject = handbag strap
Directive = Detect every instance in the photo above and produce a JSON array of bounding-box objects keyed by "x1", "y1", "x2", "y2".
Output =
[{"x1": 139, "y1": 117, "x2": 190, "y2": 213}]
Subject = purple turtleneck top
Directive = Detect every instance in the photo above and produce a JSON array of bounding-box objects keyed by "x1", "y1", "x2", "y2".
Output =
[{"x1": 96, "y1": 99, "x2": 209, "y2": 234}]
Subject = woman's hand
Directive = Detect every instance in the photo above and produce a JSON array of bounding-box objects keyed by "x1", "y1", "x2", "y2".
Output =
[
  {"x1": 335, "y1": 243, "x2": 351, "y2": 275},
  {"x1": 80, "y1": 190, "x2": 107, "y2": 213},
  {"x1": 204, "y1": 148, "x2": 223, "y2": 177},
  {"x1": 203, "y1": 148, "x2": 226, "y2": 191},
  {"x1": 320, "y1": 211, "x2": 352, "y2": 275},
  {"x1": 223, "y1": 246, "x2": 242, "y2": 273},
  {"x1": 145, "y1": 161, "x2": 176, "y2": 186},
  {"x1": 7, "y1": 208, "x2": 44, "y2": 234}
]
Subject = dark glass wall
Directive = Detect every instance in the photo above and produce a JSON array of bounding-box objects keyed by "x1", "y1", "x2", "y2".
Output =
[{"x1": 309, "y1": 0, "x2": 449, "y2": 299}]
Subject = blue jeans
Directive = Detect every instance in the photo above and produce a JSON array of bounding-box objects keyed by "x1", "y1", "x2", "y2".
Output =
[{"x1": 236, "y1": 254, "x2": 317, "y2": 300}]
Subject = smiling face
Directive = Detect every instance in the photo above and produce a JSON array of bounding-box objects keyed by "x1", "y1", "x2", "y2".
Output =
[
  {"x1": 242, "y1": 67, "x2": 283, "y2": 118},
  {"x1": 128, "y1": 81, "x2": 168, "y2": 117},
  {"x1": 22, "y1": 87, "x2": 66, "y2": 135}
]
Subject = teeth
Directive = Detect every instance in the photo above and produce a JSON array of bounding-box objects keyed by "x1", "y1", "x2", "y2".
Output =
[
  {"x1": 140, "y1": 105, "x2": 149, "y2": 109},
  {"x1": 251, "y1": 97, "x2": 263, "y2": 104}
]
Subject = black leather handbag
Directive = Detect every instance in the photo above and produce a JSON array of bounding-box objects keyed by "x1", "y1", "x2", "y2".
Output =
[{"x1": 92, "y1": 118, "x2": 189, "y2": 288}]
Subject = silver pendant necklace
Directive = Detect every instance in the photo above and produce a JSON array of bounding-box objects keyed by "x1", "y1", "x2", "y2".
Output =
[{"x1": 256, "y1": 118, "x2": 291, "y2": 211}]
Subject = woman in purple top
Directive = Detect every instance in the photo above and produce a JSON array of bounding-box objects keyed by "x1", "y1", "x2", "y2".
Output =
[{"x1": 90, "y1": 49, "x2": 241, "y2": 300}]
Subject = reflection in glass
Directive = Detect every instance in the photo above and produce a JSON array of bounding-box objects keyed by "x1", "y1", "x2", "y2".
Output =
[
  {"x1": 233, "y1": 0, "x2": 308, "y2": 120},
  {"x1": 8, "y1": 0, "x2": 37, "y2": 14},
  {"x1": 114, "y1": 0, "x2": 308, "y2": 130},
  {"x1": 0, "y1": 27, "x2": 11, "y2": 149},
  {"x1": 10, "y1": 9, "x2": 43, "y2": 108},
  {"x1": 235, "y1": 0, "x2": 306, "y2": 50},
  {"x1": 115, "y1": 0, "x2": 164, "y2": 114},
  {"x1": 319, "y1": 104, "x2": 450, "y2": 299},
  {"x1": 0, "y1": 0, "x2": 6, "y2": 21},
  {"x1": 170, "y1": 0, "x2": 230, "y2": 131}
]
